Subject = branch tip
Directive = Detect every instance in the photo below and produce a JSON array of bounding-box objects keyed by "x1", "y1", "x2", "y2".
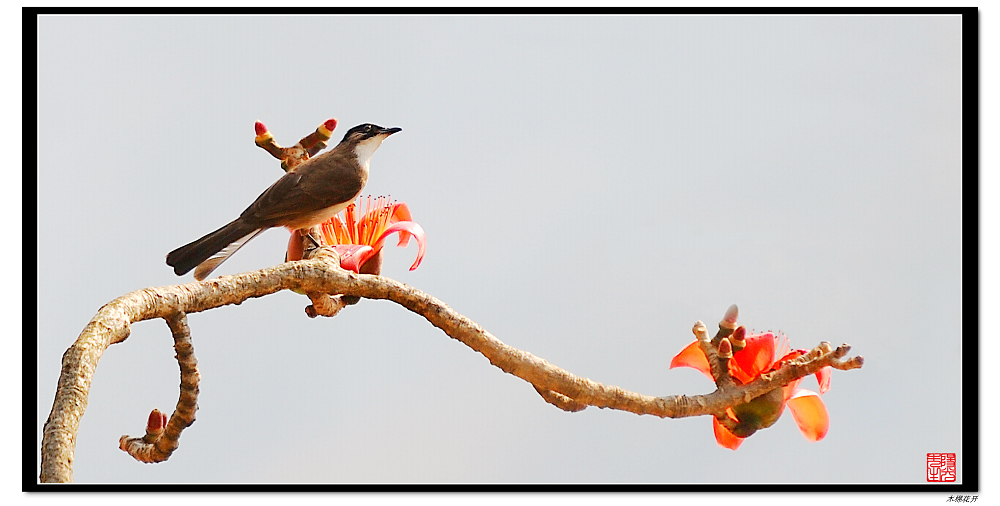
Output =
[
  {"x1": 322, "y1": 118, "x2": 338, "y2": 134},
  {"x1": 305, "y1": 292, "x2": 347, "y2": 318},
  {"x1": 693, "y1": 321, "x2": 710, "y2": 342},
  {"x1": 119, "y1": 314, "x2": 200, "y2": 464},
  {"x1": 534, "y1": 386, "x2": 588, "y2": 412},
  {"x1": 718, "y1": 338, "x2": 733, "y2": 359},
  {"x1": 719, "y1": 304, "x2": 739, "y2": 329}
]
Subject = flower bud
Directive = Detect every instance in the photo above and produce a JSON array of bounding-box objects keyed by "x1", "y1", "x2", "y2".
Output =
[
  {"x1": 720, "y1": 304, "x2": 739, "y2": 330},
  {"x1": 718, "y1": 338, "x2": 733, "y2": 358}
]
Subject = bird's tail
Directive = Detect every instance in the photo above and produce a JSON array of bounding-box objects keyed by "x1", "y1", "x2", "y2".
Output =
[{"x1": 166, "y1": 219, "x2": 265, "y2": 280}]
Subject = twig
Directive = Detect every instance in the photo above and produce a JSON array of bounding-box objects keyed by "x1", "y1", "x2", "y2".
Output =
[
  {"x1": 254, "y1": 119, "x2": 338, "y2": 172},
  {"x1": 118, "y1": 312, "x2": 200, "y2": 463}
]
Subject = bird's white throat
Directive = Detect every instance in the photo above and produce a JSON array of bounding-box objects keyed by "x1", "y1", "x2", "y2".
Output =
[{"x1": 353, "y1": 135, "x2": 388, "y2": 172}]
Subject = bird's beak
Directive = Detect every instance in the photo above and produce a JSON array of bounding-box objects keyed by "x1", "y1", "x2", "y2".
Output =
[{"x1": 380, "y1": 127, "x2": 402, "y2": 135}]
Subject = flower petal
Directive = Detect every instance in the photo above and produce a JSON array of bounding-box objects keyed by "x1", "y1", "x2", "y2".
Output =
[
  {"x1": 815, "y1": 366, "x2": 832, "y2": 394},
  {"x1": 358, "y1": 248, "x2": 383, "y2": 276},
  {"x1": 782, "y1": 378, "x2": 804, "y2": 401},
  {"x1": 286, "y1": 230, "x2": 305, "y2": 262},
  {"x1": 713, "y1": 416, "x2": 745, "y2": 450},
  {"x1": 373, "y1": 221, "x2": 426, "y2": 271},
  {"x1": 670, "y1": 340, "x2": 713, "y2": 380},
  {"x1": 388, "y1": 202, "x2": 414, "y2": 247},
  {"x1": 786, "y1": 389, "x2": 829, "y2": 442},
  {"x1": 733, "y1": 332, "x2": 777, "y2": 378},
  {"x1": 330, "y1": 244, "x2": 374, "y2": 273},
  {"x1": 389, "y1": 201, "x2": 412, "y2": 222}
]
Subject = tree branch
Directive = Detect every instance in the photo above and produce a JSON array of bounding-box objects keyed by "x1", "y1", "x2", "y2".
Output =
[
  {"x1": 118, "y1": 312, "x2": 200, "y2": 463},
  {"x1": 39, "y1": 253, "x2": 863, "y2": 482}
]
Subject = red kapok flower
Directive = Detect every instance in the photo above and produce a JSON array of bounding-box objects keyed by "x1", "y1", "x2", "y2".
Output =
[
  {"x1": 286, "y1": 196, "x2": 426, "y2": 275},
  {"x1": 670, "y1": 331, "x2": 832, "y2": 450}
]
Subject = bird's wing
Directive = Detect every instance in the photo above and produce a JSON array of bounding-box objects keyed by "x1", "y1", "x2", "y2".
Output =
[{"x1": 238, "y1": 155, "x2": 365, "y2": 227}]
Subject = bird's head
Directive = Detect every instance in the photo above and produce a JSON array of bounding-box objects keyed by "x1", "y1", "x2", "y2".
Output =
[{"x1": 341, "y1": 123, "x2": 402, "y2": 169}]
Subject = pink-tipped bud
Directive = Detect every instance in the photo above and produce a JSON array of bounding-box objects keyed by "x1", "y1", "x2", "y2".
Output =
[
  {"x1": 142, "y1": 409, "x2": 167, "y2": 443},
  {"x1": 724, "y1": 304, "x2": 738, "y2": 322},
  {"x1": 718, "y1": 338, "x2": 733, "y2": 358},
  {"x1": 317, "y1": 118, "x2": 338, "y2": 139},
  {"x1": 731, "y1": 325, "x2": 746, "y2": 343},
  {"x1": 720, "y1": 304, "x2": 739, "y2": 329},
  {"x1": 255, "y1": 121, "x2": 268, "y2": 136},
  {"x1": 147, "y1": 409, "x2": 167, "y2": 431}
]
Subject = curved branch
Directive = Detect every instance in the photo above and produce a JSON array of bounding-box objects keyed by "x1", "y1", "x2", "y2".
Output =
[
  {"x1": 118, "y1": 312, "x2": 200, "y2": 463},
  {"x1": 39, "y1": 253, "x2": 863, "y2": 482}
]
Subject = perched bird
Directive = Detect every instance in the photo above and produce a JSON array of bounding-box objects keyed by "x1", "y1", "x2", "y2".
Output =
[{"x1": 166, "y1": 123, "x2": 401, "y2": 280}]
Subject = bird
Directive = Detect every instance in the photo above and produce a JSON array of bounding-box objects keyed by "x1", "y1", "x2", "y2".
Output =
[{"x1": 166, "y1": 123, "x2": 402, "y2": 280}]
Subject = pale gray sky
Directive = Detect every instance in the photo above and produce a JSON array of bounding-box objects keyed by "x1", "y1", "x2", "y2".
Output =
[{"x1": 36, "y1": 14, "x2": 965, "y2": 484}]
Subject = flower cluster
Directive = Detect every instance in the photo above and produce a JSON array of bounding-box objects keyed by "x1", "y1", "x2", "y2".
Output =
[
  {"x1": 671, "y1": 331, "x2": 832, "y2": 450},
  {"x1": 287, "y1": 196, "x2": 426, "y2": 276}
]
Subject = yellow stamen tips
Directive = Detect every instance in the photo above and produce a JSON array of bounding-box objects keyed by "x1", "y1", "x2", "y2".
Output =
[
  {"x1": 361, "y1": 197, "x2": 375, "y2": 244},
  {"x1": 320, "y1": 196, "x2": 401, "y2": 248},
  {"x1": 365, "y1": 196, "x2": 396, "y2": 245}
]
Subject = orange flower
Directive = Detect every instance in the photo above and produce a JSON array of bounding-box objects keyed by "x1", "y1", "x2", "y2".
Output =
[
  {"x1": 286, "y1": 196, "x2": 426, "y2": 275},
  {"x1": 670, "y1": 331, "x2": 832, "y2": 450}
]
